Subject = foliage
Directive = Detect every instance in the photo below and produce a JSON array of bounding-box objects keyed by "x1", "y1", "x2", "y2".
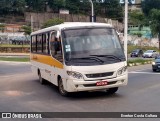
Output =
[
  {"x1": 42, "y1": 18, "x2": 64, "y2": 28},
  {"x1": 0, "y1": 0, "x2": 26, "y2": 15},
  {"x1": 0, "y1": 57, "x2": 29, "y2": 62},
  {"x1": 25, "y1": 0, "x2": 47, "y2": 12},
  {"x1": 132, "y1": 32, "x2": 142, "y2": 37},
  {"x1": 149, "y1": 9, "x2": 160, "y2": 36},
  {"x1": 128, "y1": 59, "x2": 153, "y2": 66},
  {"x1": 48, "y1": 0, "x2": 67, "y2": 13},
  {"x1": 21, "y1": 25, "x2": 31, "y2": 35},
  {"x1": 102, "y1": 0, "x2": 123, "y2": 21},
  {"x1": 0, "y1": 44, "x2": 29, "y2": 47},
  {"x1": 129, "y1": 10, "x2": 145, "y2": 26},
  {"x1": 0, "y1": 24, "x2": 6, "y2": 32},
  {"x1": 142, "y1": 0, "x2": 160, "y2": 16},
  {"x1": 149, "y1": 9, "x2": 160, "y2": 51},
  {"x1": 0, "y1": 0, "x2": 123, "y2": 21}
]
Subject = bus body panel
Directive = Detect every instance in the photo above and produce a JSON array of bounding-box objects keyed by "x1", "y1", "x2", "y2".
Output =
[
  {"x1": 63, "y1": 61, "x2": 127, "y2": 92},
  {"x1": 30, "y1": 22, "x2": 128, "y2": 93}
]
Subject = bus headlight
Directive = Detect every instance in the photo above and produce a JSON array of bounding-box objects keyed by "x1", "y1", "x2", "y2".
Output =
[
  {"x1": 152, "y1": 62, "x2": 156, "y2": 65},
  {"x1": 67, "y1": 71, "x2": 83, "y2": 79},
  {"x1": 117, "y1": 66, "x2": 127, "y2": 76}
]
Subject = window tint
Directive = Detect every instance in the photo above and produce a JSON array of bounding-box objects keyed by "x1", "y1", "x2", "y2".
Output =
[
  {"x1": 50, "y1": 32, "x2": 57, "y2": 56},
  {"x1": 37, "y1": 35, "x2": 42, "y2": 53},
  {"x1": 42, "y1": 33, "x2": 49, "y2": 54},
  {"x1": 50, "y1": 32, "x2": 63, "y2": 63},
  {"x1": 31, "y1": 36, "x2": 36, "y2": 52},
  {"x1": 31, "y1": 32, "x2": 50, "y2": 54}
]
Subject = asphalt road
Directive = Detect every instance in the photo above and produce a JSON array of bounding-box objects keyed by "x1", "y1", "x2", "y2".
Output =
[{"x1": 0, "y1": 61, "x2": 160, "y2": 121}]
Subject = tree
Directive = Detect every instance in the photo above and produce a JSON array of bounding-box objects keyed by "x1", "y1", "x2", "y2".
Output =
[
  {"x1": 149, "y1": 9, "x2": 160, "y2": 51},
  {"x1": 21, "y1": 25, "x2": 31, "y2": 35},
  {"x1": 129, "y1": 10, "x2": 145, "y2": 28},
  {"x1": 42, "y1": 18, "x2": 64, "y2": 28},
  {"x1": 21, "y1": 25, "x2": 31, "y2": 43},
  {"x1": 48, "y1": 0, "x2": 65, "y2": 13},
  {"x1": 0, "y1": 0, "x2": 26, "y2": 15},
  {"x1": 25, "y1": 0, "x2": 46, "y2": 12},
  {"x1": 142, "y1": 0, "x2": 160, "y2": 16},
  {"x1": 13, "y1": 0, "x2": 26, "y2": 14},
  {"x1": 102, "y1": 0, "x2": 123, "y2": 21}
]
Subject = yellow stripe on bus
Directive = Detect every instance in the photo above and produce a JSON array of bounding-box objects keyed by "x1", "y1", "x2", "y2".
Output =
[{"x1": 30, "y1": 54, "x2": 63, "y2": 69}]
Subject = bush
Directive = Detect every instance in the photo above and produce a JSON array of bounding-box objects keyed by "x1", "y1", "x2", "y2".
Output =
[
  {"x1": 42, "y1": 18, "x2": 64, "y2": 28},
  {"x1": 127, "y1": 59, "x2": 153, "y2": 66}
]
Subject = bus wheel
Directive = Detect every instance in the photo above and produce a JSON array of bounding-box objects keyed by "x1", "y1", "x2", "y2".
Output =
[
  {"x1": 38, "y1": 71, "x2": 45, "y2": 85},
  {"x1": 106, "y1": 87, "x2": 118, "y2": 94},
  {"x1": 58, "y1": 78, "x2": 69, "y2": 96}
]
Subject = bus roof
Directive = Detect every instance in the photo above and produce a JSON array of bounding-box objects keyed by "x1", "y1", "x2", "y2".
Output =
[{"x1": 31, "y1": 22, "x2": 112, "y2": 35}]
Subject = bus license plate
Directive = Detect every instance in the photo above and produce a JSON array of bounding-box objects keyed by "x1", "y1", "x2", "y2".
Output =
[{"x1": 96, "y1": 81, "x2": 108, "y2": 86}]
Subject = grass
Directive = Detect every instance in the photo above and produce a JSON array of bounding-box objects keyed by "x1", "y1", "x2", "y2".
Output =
[
  {"x1": 0, "y1": 44, "x2": 30, "y2": 48},
  {"x1": 0, "y1": 57, "x2": 30, "y2": 62},
  {"x1": 127, "y1": 59, "x2": 153, "y2": 66}
]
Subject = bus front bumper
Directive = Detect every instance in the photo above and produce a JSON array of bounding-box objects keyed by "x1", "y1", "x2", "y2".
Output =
[{"x1": 65, "y1": 75, "x2": 128, "y2": 92}]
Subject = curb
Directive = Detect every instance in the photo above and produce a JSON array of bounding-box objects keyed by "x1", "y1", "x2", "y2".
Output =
[
  {"x1": 0, "y1": 53, "x2": 30, "y2": 56},
  {"x1": 0, "y1": 61, "x2": 30, "y2": 64}
]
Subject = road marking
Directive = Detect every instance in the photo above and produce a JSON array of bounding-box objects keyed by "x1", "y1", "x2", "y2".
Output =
[{"x1": 129, "y1": 71, "x2": 160, "y2": 75}]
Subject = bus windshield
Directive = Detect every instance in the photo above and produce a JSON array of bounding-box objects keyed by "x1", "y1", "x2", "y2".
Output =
[{"x1": 62, "y1": 28, "x2": 125, "y2": 66}]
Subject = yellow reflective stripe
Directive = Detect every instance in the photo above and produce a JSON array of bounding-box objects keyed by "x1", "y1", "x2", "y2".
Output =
[{"x1": 30, "y1": 54, "x2": 63, "y2": 69}]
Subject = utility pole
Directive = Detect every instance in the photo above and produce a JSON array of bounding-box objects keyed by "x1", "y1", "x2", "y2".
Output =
[
  {"x1": 31, "y1": 15, "x2": 33, "y2": 32},
  {"x1": 124, "y1": 0, "x2": 128, "y2": 60},
  {"x1": 89, "y1": 0, "x2": 94, "y2": 22},
  {"x1": 80, "y1": 0, "x2": 94, "y2": 22}
]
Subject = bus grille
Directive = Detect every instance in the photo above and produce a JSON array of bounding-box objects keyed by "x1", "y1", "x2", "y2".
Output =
[{"x1": 85, "y1": 72, "x2": 114, "y2": 78}]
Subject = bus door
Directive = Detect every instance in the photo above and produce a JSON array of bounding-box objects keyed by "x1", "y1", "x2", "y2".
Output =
[{"x1": 50, "y1": 31, "x2": 63, "y2": 85}]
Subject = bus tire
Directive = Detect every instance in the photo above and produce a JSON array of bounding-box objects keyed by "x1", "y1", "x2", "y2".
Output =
[
  {"x1": 38, "y1": 70, "x2": 45, "y2": 85},
  {"x1": 106, "y1": 87, "x2": 118, "y2": 94},
  {"x1": 58, "y1": 77, "x2": 69, "y2": 96}
]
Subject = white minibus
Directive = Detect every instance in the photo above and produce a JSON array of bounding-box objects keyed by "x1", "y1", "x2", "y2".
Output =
[{"x1": 30, "y1": 22, "x2": 128, "y2": 96}]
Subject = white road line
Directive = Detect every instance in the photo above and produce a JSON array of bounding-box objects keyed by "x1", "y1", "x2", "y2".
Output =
[{"x1": 129, "y1": 71, "x2": 160, "y2": 75}]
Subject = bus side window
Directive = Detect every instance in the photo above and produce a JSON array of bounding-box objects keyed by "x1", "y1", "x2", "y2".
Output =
[
  {"x1": 50, "y1": 32, "x2": 63, "y2": 63},
  {"x1": 37, "y1": 35, "x2": 42, "y2": 53},
  {"x1": 47, "y1": 33, "x2": 50, "y2": 54},
  {"x1": 42, "y1": 33, "x2": 48, "y2": 54},
  {"x1": 31, "y1": 36, "x2": 36, "y2": 52}
]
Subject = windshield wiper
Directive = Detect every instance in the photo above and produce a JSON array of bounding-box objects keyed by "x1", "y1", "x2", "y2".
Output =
[
  {"x1": 90, "y1": 54, "x2": 124, "y2": 61},
  {"x1": 69, "y1": 57, "x2": 104, "y2": 63}
]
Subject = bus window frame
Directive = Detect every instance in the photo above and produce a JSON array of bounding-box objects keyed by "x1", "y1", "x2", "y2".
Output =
[
  {"x1": 31, "y1": 32, "x2": 50, "y2": 55},
  {"x1": 50, "y1": 31, "x2": 64, "y2": 63}
]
